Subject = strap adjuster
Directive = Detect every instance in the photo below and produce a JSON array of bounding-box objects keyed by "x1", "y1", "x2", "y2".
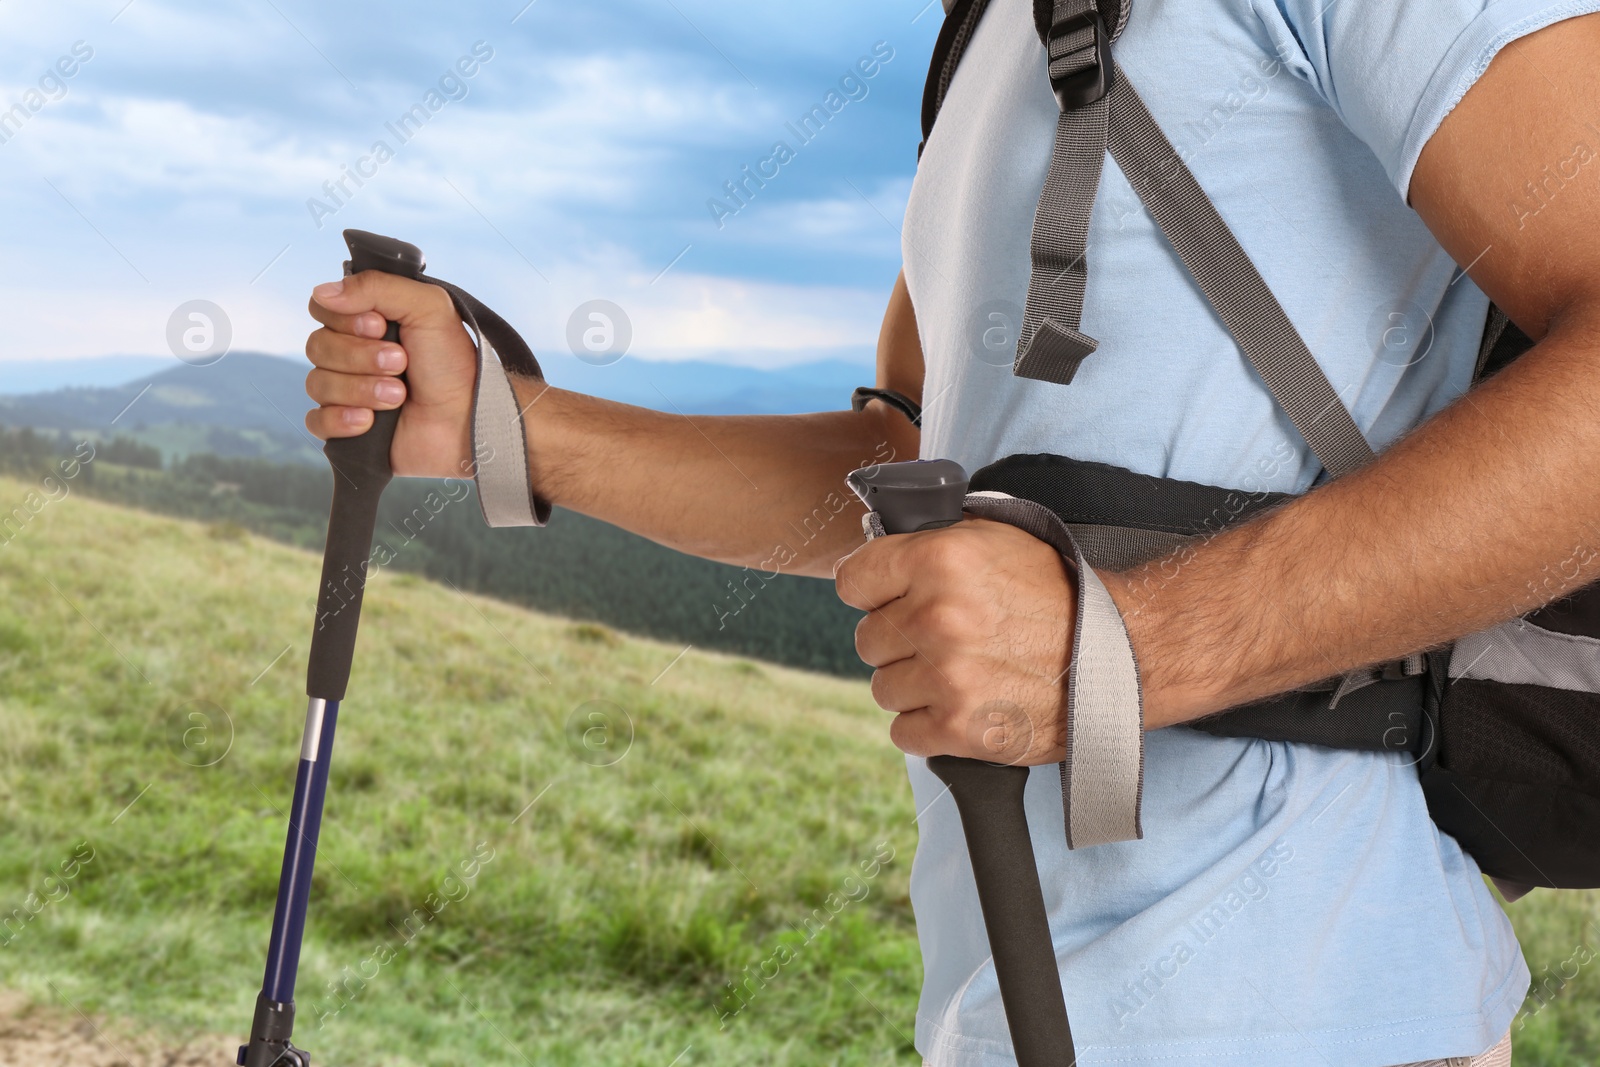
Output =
[{"x1": 1047, "y1": 10, "x2": 1112, "y2": 111}]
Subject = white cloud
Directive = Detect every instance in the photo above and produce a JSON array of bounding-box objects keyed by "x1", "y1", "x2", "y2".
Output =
[
  {"x1": 0, "y1": 244, "x2": 887, "y2": 369},
  {"x1": 0, "y1": 3, "x2": 915, "y2": 369}
]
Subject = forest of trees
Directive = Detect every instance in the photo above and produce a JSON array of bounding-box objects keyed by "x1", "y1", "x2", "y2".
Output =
[{"x1": 0, "y1": 425, "x2": 868, "y2": 677}]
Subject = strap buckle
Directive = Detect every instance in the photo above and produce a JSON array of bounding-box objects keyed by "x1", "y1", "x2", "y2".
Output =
[{"x1": 1047, "y1": 10, "x2": 1112, "y2": 111}]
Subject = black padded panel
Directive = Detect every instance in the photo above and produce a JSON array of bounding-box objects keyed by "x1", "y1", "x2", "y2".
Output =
[
  {"x1": 1193, "y1": 675, "x2": 1428, "y2": 754},
  {"x1": 1438, "y1": 679, "x2": 1600, "y2": 796},
  {"x1": 970, "y1": 452, "x2": 1292, "y2": 535},
  {"x1": 1421, "y1": 764, "x2": 1600, "y2": 888},
  {"x1": 1524, "y1": 582, "x2": 1600, "y2": 639}
]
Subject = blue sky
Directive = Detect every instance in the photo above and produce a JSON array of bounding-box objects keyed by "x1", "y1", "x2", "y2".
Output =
[{"x1": 0, "y1": 0, "x2": 942, "y2": 369}]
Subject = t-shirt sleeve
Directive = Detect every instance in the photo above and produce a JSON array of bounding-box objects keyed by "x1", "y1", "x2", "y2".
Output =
[{"x1": 1250, "y1": 0, "x2": 1600, "y2": 200}]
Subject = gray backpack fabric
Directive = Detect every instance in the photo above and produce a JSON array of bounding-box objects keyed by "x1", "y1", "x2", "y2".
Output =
[{"x1": 921, "y1": 0, "x2": 1600, "y2": 892}]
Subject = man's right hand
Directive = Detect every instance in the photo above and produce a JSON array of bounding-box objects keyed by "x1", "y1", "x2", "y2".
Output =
[{"x1": 304, "y1": 271, "x2": 479, "y2": 479}]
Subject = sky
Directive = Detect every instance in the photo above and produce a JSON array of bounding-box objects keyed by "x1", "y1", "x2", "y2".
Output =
[{"x1": 0, "y1": 0, "x2": 943, "y2": 370}]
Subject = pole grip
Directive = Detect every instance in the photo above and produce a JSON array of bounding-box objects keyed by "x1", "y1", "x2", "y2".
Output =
[
  {"x1": 847, "y1": 459, "x2": 1075, "y2": 1067},
  {"x1": 304, "y1": 229, "x2": 425, "y2": 700}
]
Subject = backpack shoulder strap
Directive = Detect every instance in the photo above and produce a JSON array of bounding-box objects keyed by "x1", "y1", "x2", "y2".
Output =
[
  {"x1": 917, "y1": 1, "x2": 1374, "y2": 479},
  {"x1": 919, "y1": 0, "x2": 993, "y2": 160},
  {"x1": 1010, "y1": 2, "x2": 1127, "y2": 384},
  {"x1": 1102, "y1": 66, "x2": 1375, "y2": 478},
  {"x1": 919, "y1": 0, "x2": 1127, "y2": 156}
]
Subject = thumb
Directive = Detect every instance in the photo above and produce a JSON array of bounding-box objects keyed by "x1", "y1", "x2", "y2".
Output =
[{"x1": 311, "y1": 269, "x2": 463, "y2": 337}]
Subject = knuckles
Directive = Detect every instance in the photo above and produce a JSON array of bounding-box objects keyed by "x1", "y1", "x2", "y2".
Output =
[
  {"x1": 908, "y1": 525, "x2": 985, "y2": 579},
  {"x1": 422, "y1": 279, "x2": 457, "y2": 320}
]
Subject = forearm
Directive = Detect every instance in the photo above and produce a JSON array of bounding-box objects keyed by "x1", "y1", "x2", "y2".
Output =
[
  {"x1": 510, "y1": 378, "x2": 915, "y2": 577},
  {"x1": 1111, "y1": 300, "x2": 1600, "y2": 730}
]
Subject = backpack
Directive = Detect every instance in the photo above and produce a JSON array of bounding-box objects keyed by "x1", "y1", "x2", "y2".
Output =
[{"x1": 919, "y1": 0, "x2": 1600, "y2": 895}]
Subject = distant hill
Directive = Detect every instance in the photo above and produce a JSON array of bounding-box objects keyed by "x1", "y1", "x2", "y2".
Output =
[
  {"x1": 0, "y1": 352, "x2": 874, "y2": 463},
  {"x1": 0, "y1": 352, "x2": 323, "y2": 463},
  {"x1": 0, "y1": 355, "x2": 174, "y2": 392},
  {"x1": 0, "y1": 424, "x2": 869, "y2": 678}
]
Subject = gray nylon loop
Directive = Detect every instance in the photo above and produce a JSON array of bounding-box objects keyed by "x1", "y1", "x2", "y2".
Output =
[
  {"x1": 965, "y1": 490, "x2": 1145, "y2": 848},
  {"x1": 1014, "y1": 87, "x2": 1111, "y2": 383},
  {"x1": 1045, "y1": 1, "x2": 1101, "y2": 83},
  {"x1": 472, "y1": 343, "x2": 540, "y2": 528},
  {"x1": 1019, "y1": 319, "x2": 1099, "y2": 384},
  {"x1": 1103, "y1": 65, "x2": 1375, "y2": 479},
  {"x1": 860, "y1": 489, "x2": 1145, "y2": 847},
  {"x1": 1013, "y1": 0, "x2": 1138, "y2": 384},
  {"x1": 424, "y1": 278, "x2": 549, "y2": 528}
]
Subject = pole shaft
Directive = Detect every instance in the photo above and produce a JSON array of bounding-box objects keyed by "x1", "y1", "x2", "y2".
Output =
[{"x1": 262, "y1": 697, "x2": 339, "y2": 1003}]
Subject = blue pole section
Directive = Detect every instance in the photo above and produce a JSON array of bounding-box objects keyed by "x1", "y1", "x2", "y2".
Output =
[{"x1": 261, "y1": 697, "x2": 340, "y2": 1004}]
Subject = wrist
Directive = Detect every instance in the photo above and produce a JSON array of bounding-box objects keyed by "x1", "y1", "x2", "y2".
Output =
[
  {"x1": 1099, "y1": 566, "x2": 1228, "y2": 730},
  {"x1": 506, "y1": 373, "x2": 561, "y2": 505}
]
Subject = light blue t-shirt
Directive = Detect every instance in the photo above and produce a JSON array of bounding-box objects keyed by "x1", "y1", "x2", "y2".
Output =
[{"x1": 902, "y1": 0, "x2": 1599, "y2": 1064}]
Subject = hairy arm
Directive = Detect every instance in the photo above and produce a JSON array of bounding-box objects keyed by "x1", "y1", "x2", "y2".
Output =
[
  {"x1": 509, "y1": 272, "x2": 922, "y2": 576},
  {"x1": 1107, "y1": 15, "x2": 1600, "y2": 729}
]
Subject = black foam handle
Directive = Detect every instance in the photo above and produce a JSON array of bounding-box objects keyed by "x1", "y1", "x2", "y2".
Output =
[
  {"x1": 847, "y1": 459, "x2": 1075, "y2": 1067},
  {"x1": 925, "y1": 756, "x2": 1074, "y2": 1066},
  {"x1": 304, "y1": 230, "x2": 426, "y2": 700}
]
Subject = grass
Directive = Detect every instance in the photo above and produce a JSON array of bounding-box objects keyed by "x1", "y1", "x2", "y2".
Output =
[
  {"x1": 0, "y1": 477, "x2": 921, "y2": 1065},
  {"x1": 0, "y1": 476, "x2": 1596, "y2": 1065}
]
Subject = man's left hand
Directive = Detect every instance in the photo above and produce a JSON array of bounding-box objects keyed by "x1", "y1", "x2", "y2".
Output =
[{"x1": 835, "y1": 517, "x2": 1077, "y2": 765}]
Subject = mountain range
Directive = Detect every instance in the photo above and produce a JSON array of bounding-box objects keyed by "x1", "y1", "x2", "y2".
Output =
[{"x1": 0, "y1": 352, "x2": 875, "y2": 463}]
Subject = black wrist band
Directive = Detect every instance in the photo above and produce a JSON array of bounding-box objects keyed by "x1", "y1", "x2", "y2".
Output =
[{"x1": 851, "y1": 386, "x2": 923, "y2": 428}]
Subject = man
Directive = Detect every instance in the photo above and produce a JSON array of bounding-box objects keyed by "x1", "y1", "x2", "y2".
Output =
[{"x1": 301, "y1": 1, "x2": 1600, "y2": 1062}]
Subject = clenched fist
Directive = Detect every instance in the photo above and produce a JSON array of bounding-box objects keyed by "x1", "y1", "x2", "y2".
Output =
[
  {"x1": 304, "y1": 271, "x2": 480, "y2": 478},
  {"x1": 835, "y1": 517, "x2": 1078, "y2": 765}
]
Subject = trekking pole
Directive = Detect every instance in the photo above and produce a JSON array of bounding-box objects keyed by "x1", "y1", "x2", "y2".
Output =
[
  {"x1": 848, "y1": 459, "x2": 1076, "y2": 1067},
  {"x1": 235, "y1": 229, "x2": 425, "y2": 1067}
]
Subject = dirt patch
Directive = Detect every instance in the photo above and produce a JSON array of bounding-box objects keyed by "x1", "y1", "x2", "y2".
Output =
[{"x1": 0, "y1": 992, "x2": 229, "y2": 1067}]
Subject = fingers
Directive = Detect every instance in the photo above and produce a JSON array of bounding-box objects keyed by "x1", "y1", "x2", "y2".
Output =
[
  {"x1": 885, "y1": 704, "x2": 1035, "y2": 763},
  {"x1": 870, "y1": 654, "x2": 942, "y2": 715},
  {"x1": 306, "y1": 367, "x2": 406, "y2": 409},
  {"x1": 869, "y1": 659, "x2": 984, "y2": 759},
  {"x1": 306, "y1": 403, "x2": 375, "y2": 440},
  {"x1": 834, "y1": 536, "x2": 914, "y2": 612},
  {"x1": 303, "y1": 289, "x2": 412, "y2": 442},
  {"x1": 306, "y1": 296, "x2": 390, "y2": 340},
  {"x1": 836, "y1": 520, "x2": 992, "y2": 612},
  {"x1": 875, "y1": 665, "x2": 1041, "y2": 764},
  {"x1": 888, "y1": 709, "x2": 945, "y2": 760},
  {"x1": 303, "y1": 367, "x2": 406, "y2": 441},
  {"x1": 854, "y1": 598, "x2": 918, "y2": 668},
  {"x1": 306, "y1": 325, "x2": 408, "y2": 376}
]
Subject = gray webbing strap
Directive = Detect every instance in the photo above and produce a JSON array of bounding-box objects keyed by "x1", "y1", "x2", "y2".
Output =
[
  {"x1": 965, "y1": 490, "x2": 1145, "y2": 847},
  {"x1": 1013, "y1": 1, "x2": 1120, "y2": 385},
  {"x1": 424, "y1": 278, "x2": 550, "y2": 528},
  {"x1": 1063, "y1": 522, "x2": 1190, "y2": 572},
  {"x1": 1103, "y1": 66, "x2": 1376, "y2": 478}
]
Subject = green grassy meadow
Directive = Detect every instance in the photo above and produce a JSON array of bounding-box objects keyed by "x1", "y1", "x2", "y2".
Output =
[
  {"x1": 0, "y1": 477, "x2": 921, "y2": 1065},
  {"x1": 0, "y1": 477, "x2": 1597, "y2": 1065}
]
